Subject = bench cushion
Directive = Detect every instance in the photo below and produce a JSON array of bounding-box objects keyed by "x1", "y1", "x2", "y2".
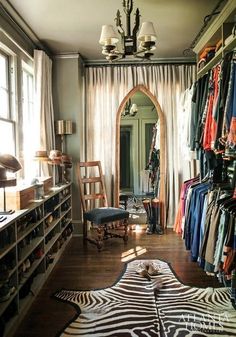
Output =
[{"x1": 84, "y1": 207, "x2": 129, "y2": 225}]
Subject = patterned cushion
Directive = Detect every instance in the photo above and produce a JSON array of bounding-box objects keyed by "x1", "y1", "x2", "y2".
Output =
[{"x1": 84, "y1": 207, "x2": 129, "y2": 224}]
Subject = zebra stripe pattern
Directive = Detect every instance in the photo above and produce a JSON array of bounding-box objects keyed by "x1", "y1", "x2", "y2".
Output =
[{"x1": 54, "y1": 260, "x2": 236, "y2": 337}]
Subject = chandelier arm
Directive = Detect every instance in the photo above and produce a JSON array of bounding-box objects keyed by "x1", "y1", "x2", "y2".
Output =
[
  {"x1": 132, "y1": 8, "x2": 140, "y2": 37},
  {"x1": 134, "y1": 49, "x2": 149, "y2": 55},
  {"x1": 115, "y1": 10, "x2": 124, "y2": 34},
  {"x1": 123, "y1": 0, "x2": 133, "y2": 15},
  {"x1": 103, "y1": 49, "x2": 124, "y2": 57}
]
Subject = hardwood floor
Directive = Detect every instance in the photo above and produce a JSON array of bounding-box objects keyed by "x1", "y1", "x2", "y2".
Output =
[{"x1": 12, "y1": 228, "x2": 221, "y2": 337}]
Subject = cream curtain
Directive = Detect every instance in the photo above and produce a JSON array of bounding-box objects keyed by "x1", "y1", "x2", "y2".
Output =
[
  {"x1": 34, "y1": 50, "x2": 55, "y2": 175},
  {"x1": 85, "y1": 64, "x2": 196, "y2": 226}
]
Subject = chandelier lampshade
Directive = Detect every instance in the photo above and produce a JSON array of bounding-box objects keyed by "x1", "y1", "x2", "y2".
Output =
[
  {"x1": 99, "y1": 25, "x2": 119, "y2": 46},
  {"x1": 138, "y1": 22, "x2": 157, "y2": 42}
]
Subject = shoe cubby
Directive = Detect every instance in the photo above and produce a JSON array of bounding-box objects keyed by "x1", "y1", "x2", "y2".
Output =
[
  {"x1": 0, "y1": 225, "x2": 16, "y2": 258},
  {"x1": 44, "y1": 194, "x2": 60, "y2": 215},
  {"x1": 45, "y1": 223, "x2": 61, "y2": 253},
  {"x1": 0, "y1": 183, "x2": 73, "y2": 337},
  {"x1": 0, "y1": 248, "x2": 17, "y2": 283},
  {"x1": 17, "y1": 223, "x2": 44, "y2": 263}
]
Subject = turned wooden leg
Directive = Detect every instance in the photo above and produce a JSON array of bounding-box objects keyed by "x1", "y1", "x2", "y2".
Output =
[
  {"x1": 103, "y1": 224, "x2": 109, "y2": 239},
  {"x1": 96, "y1": 227, "x2": 103, "y2": 251},
  {"x1": 123, "y1": 218, "x2": 128, "y2": 243}
]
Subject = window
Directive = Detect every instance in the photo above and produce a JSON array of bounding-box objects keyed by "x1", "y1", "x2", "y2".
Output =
[
  {"x1": 22, "y1": 62, "x2": 36, "y2": 180},
  {"x1": 0, "y1": 50, "x2": 15, "y2": 155}
]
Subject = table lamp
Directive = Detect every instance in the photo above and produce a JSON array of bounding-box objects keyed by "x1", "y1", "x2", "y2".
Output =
[
  {"x1": 55, "y1": 120, "x2": 73, "y2": 153},
  {"x1": 0, "y1": 154, "x2": 22, "y2": 214}
]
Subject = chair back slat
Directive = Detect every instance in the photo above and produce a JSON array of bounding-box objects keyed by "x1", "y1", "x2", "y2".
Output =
[
  {"x1": 81, "y1": 177, "x2": 101, "y2": 183},
  {"x1": 84, "y1": 193, "x2": 105, "y2": 201},
  {"x1": 77, "y1": 161, "x2": 108, "y2": 212}
]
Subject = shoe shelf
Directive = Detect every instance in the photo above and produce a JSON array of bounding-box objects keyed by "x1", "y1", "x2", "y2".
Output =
[
  {"x1": 61, "y1": 217, "x2": 72, "y2": 230},
  {"x1": 0, "y1": 183, "x2": 73, "y2": 337},
  {"x1": 0, "y1": 242, "x2": 16, "y2": 260},
  {"x1": 5, "y1": 265, "x2": 17, "y2": 283},
  {"x1": 61, "y1": 208, "x2": 72, "y2": 220},
  {"x1": 18, "y1": 255, "x2": 44, "y2": 290},
  {"x1": 61, "y1": 193, "x2": 71, "y2": 203},
  {"x1": 45, "y1": 232, "x2": 61, "y2": 254},
  {"x1": 44, "y1": 217, "x2": 61, "y2": 236},
  {"x1": 45, "y1": 229, "x2": 72, "y2": 277},
  {"x1": 18, "y1": 236, "x2": 44, "y2": 265},
  {"x1": 17, "y1": 219, "x2": 43, "y2": 243}
]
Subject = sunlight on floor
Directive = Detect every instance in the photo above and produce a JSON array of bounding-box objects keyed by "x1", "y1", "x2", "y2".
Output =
[
  {"x1": 129, "y1": 224, "x2": 146, "y2": 232},
  {"x1": 132, "y1": 224, "x2": 143, "y2": 233},
  {"x1": 121, "y1": 245, "x2": 147, "y2": 262}
]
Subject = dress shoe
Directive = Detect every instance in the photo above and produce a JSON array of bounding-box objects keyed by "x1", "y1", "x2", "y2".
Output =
[{"x1": 148, "y1": 263, "x2": 160, "y2": 276}]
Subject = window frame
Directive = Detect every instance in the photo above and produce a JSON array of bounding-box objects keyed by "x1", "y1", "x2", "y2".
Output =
[
  {"x1": 0, "y1": 50, "x2": 11, "y2": 120},
  {"x1": 0, "y1": 49, "x2": 16, "y2": 155}
]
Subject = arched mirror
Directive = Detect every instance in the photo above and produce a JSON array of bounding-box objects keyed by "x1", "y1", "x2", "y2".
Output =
[{"x1": 115, "y1": 85, "x2": 166, "y2": 229}]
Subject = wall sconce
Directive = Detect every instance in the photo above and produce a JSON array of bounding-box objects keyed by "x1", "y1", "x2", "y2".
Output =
[
  {"x1": 0, "y1": 154, "x2": 22, "y2": 215},
  {"x1": 55, "y1": 120, "x2": 73, "y2": 153},
  {"x1": 121, "y1": 99, "x2": 138, "y2": 117}
]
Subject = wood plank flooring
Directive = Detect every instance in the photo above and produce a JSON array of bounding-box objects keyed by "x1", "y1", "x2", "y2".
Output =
[{"x1": 12, "y1": 228, "x2": 222, "y2": 337}]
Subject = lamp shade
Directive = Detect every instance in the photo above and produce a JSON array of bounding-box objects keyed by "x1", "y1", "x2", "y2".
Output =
[
  {"x1": 0, "y1": 154, "x2": 22, "y2": 172},
  {"x1": 138, "y1": 22, "x2": 157, "y2": 42},
  {"x1": 56, "y1": 120, "x2": 73, "y2": 135},
  {"x1": 99, "y1": 25, "x2": 119, "y2": 45}
]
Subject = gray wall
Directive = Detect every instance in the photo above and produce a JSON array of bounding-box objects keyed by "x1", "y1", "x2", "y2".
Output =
[{"x1": 52, "y1": 55, "x2": 85, "y2": 234}]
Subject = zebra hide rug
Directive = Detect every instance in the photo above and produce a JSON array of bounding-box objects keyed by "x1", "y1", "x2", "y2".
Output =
[{"x1": 54, "y1": 259, "x2": 236, "y2": 337}]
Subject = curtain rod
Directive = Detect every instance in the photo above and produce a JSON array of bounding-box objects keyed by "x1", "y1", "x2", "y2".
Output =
[{"x1": 84, "y1": 58, "x2": 196, "y2": 68}]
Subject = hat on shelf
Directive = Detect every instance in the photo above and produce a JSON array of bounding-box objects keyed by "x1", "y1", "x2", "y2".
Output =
[
  {"x1": 48, "y1": 150, "x2": 62, "y2": 165},
  {"x1": 0, "y1": 154, "x2": 22, "y2": 172},
  {"x1": 34, "y1": 150, "x2": 48, "y2": 161},
  {"x1": 61, "y1": 154, "x2": 72, "y2": 167}
]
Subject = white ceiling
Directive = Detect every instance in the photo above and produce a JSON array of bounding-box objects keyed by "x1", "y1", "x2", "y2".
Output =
[{"x1": 6, "y1": 0, "x2": 224, "y2": 62}]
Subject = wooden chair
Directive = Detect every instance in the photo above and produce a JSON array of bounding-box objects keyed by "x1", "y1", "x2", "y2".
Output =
[{"x1": 77, "y1": 161, "x2": 129, "y2": 251}]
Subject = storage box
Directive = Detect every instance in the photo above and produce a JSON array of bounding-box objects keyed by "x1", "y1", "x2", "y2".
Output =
[
  {"x1": 40, "y1": 176, "x2": 53, "y2": 193},
  {"x1": 0, "y1": 185, "x2": 36, "y2": 211}
]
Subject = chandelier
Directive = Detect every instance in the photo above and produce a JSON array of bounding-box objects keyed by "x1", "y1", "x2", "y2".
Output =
[{"x1": 99, "y1": 0, "x2": 157, "y2": 62}]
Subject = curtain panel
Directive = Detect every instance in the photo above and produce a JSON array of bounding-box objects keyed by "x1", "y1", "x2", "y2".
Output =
[
  {"x1": 85, "y1": 64, "x2": 196, "y2": 226},
  {"x1": 34, "y1": 50, "x2": 55, "y2": 176}
]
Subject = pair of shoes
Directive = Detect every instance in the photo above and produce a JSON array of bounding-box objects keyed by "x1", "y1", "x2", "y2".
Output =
[
  {"x1": 146, "y1": 223, "x2": 164, "y2": 235},
  {"x1": 136, "y1": 262, "x2": 160, "y2": 280},
  {"x1": 0, "y1": 283, "x2": 15, "y2": 302},
  {"x1": 155, "y1": 224, "x2": 164, "y2": 235},
  {"x1": 146, "y1": 222, "x2": 155, "y2": 235}
]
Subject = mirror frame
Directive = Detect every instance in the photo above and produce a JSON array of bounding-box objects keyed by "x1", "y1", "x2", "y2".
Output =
[{"x1": 115, "y1": 85, "x2": 166, "y2": 228}]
